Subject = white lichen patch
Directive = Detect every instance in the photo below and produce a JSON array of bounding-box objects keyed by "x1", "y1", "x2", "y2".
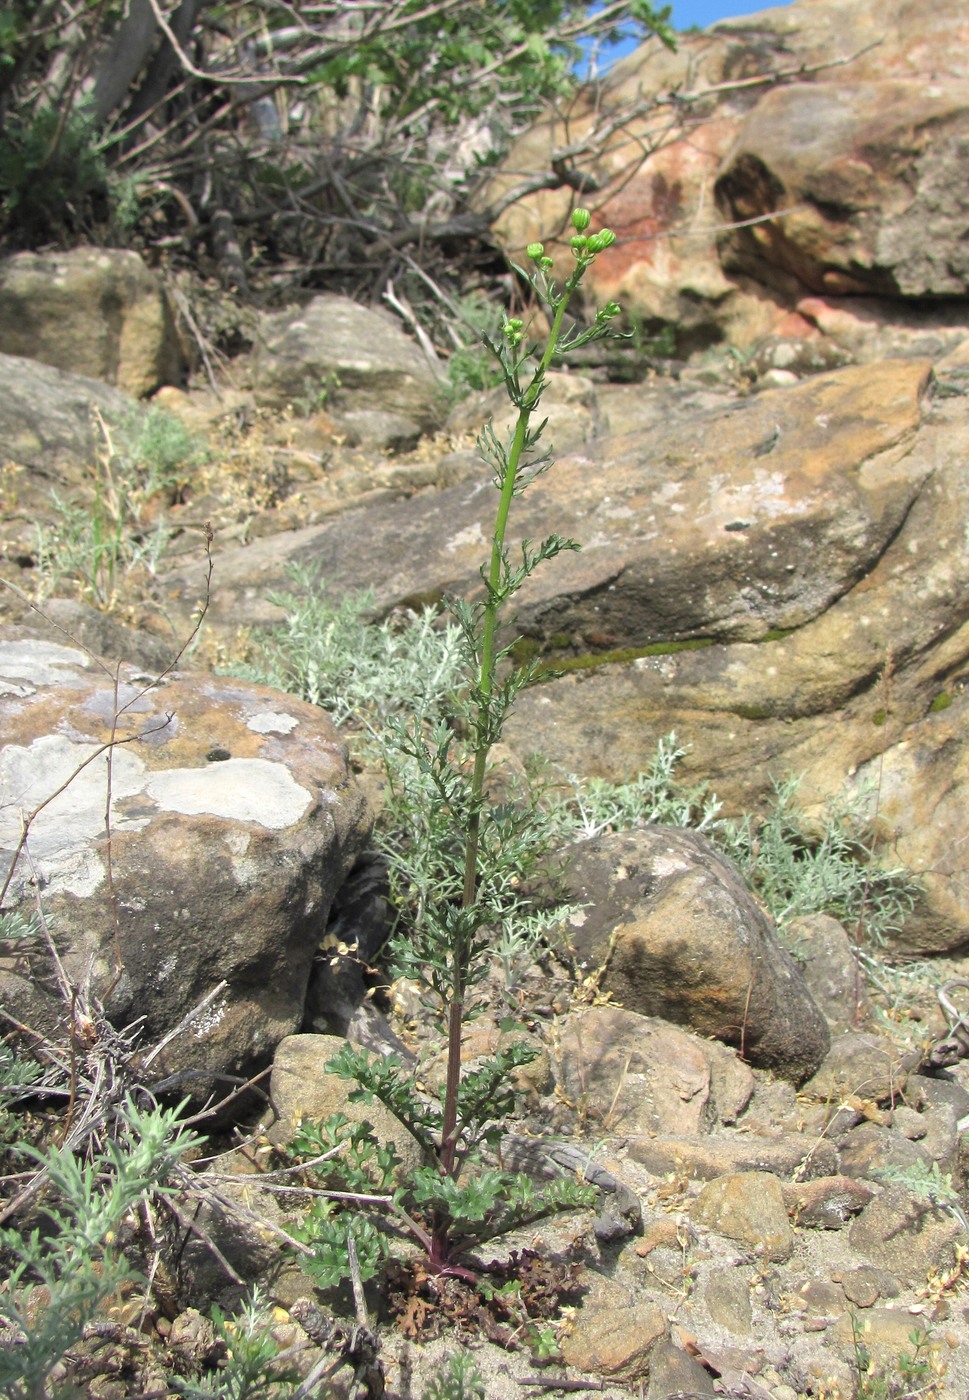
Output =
[
  {"x1": 651, "y1": 853, "x2": 692, "y2": 878},
  {"x1": 0, "y1": 739, "x2": 312, "y2": 901},
  {"x1": 445, "y1": 520, "x2": 485, "y2": 554},
  {"x1": 247, "y1": 710, "x2": 299, "y2": 734},
  {"x1": 154, "y1": 953, "x2": 177, "y2": 984},
  {"x1": 146, "y1": 758, "x2": 311, "y2": 829},
  {"x1": 0, "y1": 639, "x2": 89, "y2": 695},
  {"x1": 191, "y1": 998, "x2": 228, "y2": 1038},
  {"x1": 0, "y1": 736, "x2": 149, "y2": 895}
]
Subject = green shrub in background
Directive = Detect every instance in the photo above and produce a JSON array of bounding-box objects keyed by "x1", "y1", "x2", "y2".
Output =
[
  {"x1": 721, "y1": 776, "x2": 916, "y2": 945},
  {"x1": 0, "y1": 104, "x2": 109, "y2": 242}
]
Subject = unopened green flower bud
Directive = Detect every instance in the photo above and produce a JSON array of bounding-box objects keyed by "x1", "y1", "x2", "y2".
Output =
[
  {"x1": 570, "y1": 234, "x2": 589, "y2": 252},
  {"x1": 601, "y1": 301, "x2": 621, "y2": 318},
  {"x1": 587, "y1": 228, "x2": 617, "y2": 253},
  {"x1": 539, "y1": 256, "x2": 554, "y2": 271},
  {"x1": 526, "y1": 242, "x2": 545, "y2": 260},
  {"x1": 571, "y1": 208, "x2": 592, "y2": 232}
]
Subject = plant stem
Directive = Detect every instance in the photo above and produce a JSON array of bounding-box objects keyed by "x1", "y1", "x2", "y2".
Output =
[{"x1": 439, "y1": 267, "x2": 587, "y2": 1187}]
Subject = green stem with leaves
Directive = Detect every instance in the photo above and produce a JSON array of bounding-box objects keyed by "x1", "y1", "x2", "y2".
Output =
[{"x1": 438, "y1": 211, "x2": 620, "y2": 1189}]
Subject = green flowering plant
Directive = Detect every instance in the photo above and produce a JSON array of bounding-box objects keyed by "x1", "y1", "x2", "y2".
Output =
[{"x1": 293, "y1": 211, "x2": 624, "y2": 1283}]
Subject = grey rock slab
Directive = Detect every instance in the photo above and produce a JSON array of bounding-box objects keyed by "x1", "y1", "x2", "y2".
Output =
[
  {"x1": 0, "y1": 352, "x2": 147, "y2": 478},
  {"x1": 249, "y1": 294, "x2": 447, "y2": 436}
]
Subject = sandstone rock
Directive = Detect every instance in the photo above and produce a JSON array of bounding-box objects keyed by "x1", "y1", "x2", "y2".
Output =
[
  {"x1": 167, "y1": 356, "x2": 930, "y2": 650},
  {"x1": 269, "y1": 1033, "x2": 422, "y2": 1174},
  {"x1": 690, "y1": 1170, "x2": 794, "y2": 1261},
  {"x1": 801, "y1": 1033, "x2": 908, "y2": 1108},
  {"x1": 906, "y1": 1074, "x2": 969, "y2": 1155},
  {"x1": 716, "y1": 81, "x2": 969, "y2": 300},
  {"x1": 628, "y1": 1132, "x2": 838, "y2": 1183},
  {"x1": 161, "y1": 351, "x2": 969, "y2": 958},
  {"x1": 485, "y1": 24, "x2": 769, "y2": 351},
  {"x1": 702, "y1": 1269, "x2": 753, "y2": 1334},
  {"x1": 837, "y1": 1265, "x2": 900, "y2": 1309},
  {"x1": 795, "y1": 295, "x2": 969, "y2": 365},
  {"x1": 847, "y1": 692, "x2": 969, "y2": 953},
  {"x1": 848, "y1": 1186, "x2": 965, "y2": 1286},
  {"x1": 502, "y1": 360, "x2": 969, "y2": 929},
  {"x1": 0, "y1": 631, "x2": 372, "y2": 1089},
  {"x1": 487, "y1": 0, "x2": 969, "y2": 356},
  {"x1": 795, "y1": 1279, "x2": 844, "y2": 1321},
  {"x1": 552, "y1": 828, "x2": 829, "y2": 1081},
  {"x1": 249, "y1": 296, "x2": 447, "y2": 447},
  {"x1": 837, "y1": 1123, "x2": 932, "y2": 1181},
  {"x1": 788, "y1": 914, "x2": 870, "y2": 1033},
  {"x1": 560, "y1": 1300, "x2": 667, "y2": 1382},
  {"x1": 782, "y1": 1176, "x2": 874, "y2": 1230},
  {"x1": 646, "y1": 1339, "x2": 718, "y2": 1400},
  {"x1": 0, "y1": 247, "x2": 181, "y2": 396},
  {"x1": 553, "y1": 1005, "x2": 752, "y2": 1140},
  {"x1": 831, "y1": 1305, "x2": 950, "y2": 1361}
]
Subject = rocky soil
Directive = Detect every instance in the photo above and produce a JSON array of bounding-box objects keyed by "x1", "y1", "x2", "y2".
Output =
[{"x1": 5, "y1": 0, "x2": 969, "y2": 1393}]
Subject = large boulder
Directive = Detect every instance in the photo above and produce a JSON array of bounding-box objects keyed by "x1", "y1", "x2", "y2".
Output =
[
  {"x1": 552, "y1": 828, "x2": 829, "y2": 1082},
  {"x1": 165, "y1": 356, "x2": 930, "y2": 643},
  {"x1": 0, "y1": 630, "x2": 372, "y2": 1088},
  {"x1": 484, "y1": 0, "x2": 969, "y2": 357},
  {"x1": 716, "y1": 80, "x2": 969, "y2": 300},
  {"x1": 847, "y1": 691, "x2": 969, "y2": 953},
  {"x1": 160, "y1": 352, "x2": 969, "y2": 948},
  {"x1": 0, "y1": 247, "x2": 182, "y2": 397},
  {"x1": 248, "y1": 295, "x2": 448, "y2": 449}
]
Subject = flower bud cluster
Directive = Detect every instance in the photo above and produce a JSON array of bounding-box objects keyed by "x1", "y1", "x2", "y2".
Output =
[{"x1": 527, "y1": 211, "x2": 617, "y2": 273}]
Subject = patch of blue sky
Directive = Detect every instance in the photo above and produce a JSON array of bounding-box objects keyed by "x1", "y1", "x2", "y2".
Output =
[{"x1": 577, "y1": 0, "x2": 794, "y2": 76}]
